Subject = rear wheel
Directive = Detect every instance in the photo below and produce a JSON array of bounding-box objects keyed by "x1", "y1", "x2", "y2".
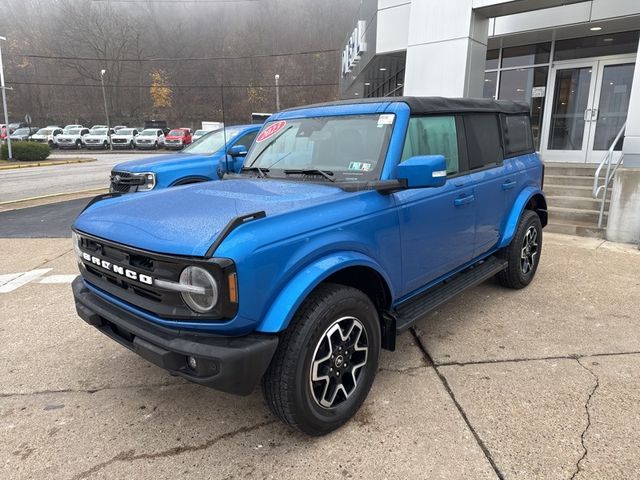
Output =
[
  {"x1": 262, "y1": 283, "x2": 380, "y2": 436},
  {"x1": 496, "y1": 209, "x2": 542, "y2": 289}
]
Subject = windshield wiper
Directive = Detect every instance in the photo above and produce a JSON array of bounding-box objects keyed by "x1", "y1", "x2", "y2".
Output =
[
  {"x1": 240, "y1": 166, "x2": 269, "y2": 178},
  {"x1": 283, "y1": 169, "x2": 335, "y2": 183}
]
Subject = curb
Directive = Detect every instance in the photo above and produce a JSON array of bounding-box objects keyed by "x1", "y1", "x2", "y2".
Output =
[
  {"x1": 0, "y1": 188, "x2": 107, "y2": 208},
  {"x1": 0, "y1": 158, "x2": 96, "y2": 170}
]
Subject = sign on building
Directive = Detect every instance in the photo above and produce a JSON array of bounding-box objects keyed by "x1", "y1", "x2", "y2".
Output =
[{"x1": 341, "y1": 21, "x2": 366, "y2": 77}]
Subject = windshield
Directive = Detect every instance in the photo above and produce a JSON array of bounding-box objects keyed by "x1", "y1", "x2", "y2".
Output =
[
  {"x1": 36, "y1": 128, "x2": 53, "y2": 135},
  {"x1": 67, "y1": 129, "x2": 82, "y2": 135},
  {"x1": 243, "y1": 114, "x2": 394, "y2": 181},
  {"x1": 140, "y1": 130, "x2": 157, "y2": 136},
  {"x1": 91, "y1": 129, "x2": 108, "y2": 135},
  {"x1": 193, "y1": 130, "x2": 207, "y2": 136},
  {"x1": 183, "y1": 127, "x2": 242, "y2": 154},
  {"x1": 168, "y1": 129, "x2": 185, "y2": 136},
  {"x1": 116, "y1": 129, "x2": 135, "y2": 135},
  {"x1": 13, "y1": 128, "x2": 30, "y2": 135}
]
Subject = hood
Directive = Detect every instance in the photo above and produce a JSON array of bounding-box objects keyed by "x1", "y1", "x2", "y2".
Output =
[
  {"x1": 112, "y1": 152, "x2": 215, "y2": 172},
  {"x1": 73, "y1": 178, "x2": 349, "y2": 256}
]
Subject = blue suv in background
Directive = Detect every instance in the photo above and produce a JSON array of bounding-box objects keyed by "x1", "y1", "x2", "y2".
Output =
[
  {"x1": 72, "y1": 97, "x2": 547, "y2": 435},
  {"x1": 109, "y1": 125, "x2": 260, "y2": 193}
]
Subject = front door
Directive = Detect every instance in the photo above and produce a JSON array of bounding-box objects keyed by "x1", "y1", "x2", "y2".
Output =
[{"x1": 541, "y1": 56, "x2": 635, "y2": 163}]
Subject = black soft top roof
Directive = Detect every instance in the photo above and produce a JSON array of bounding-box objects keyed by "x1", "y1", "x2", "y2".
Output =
[{"x1": 283, "y1": 96, "x2": 530, "y2": 115}]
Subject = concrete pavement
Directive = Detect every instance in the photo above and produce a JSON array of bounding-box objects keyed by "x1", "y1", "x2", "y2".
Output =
[
  {"x1": 1, "y1": 233, "x2": 639, "y2": 479},
  {"x1": 0, "y1": 152, "x2": 162, "y2": 203}
]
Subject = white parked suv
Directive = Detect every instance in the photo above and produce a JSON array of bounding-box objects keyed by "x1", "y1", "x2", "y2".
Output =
[
  {"x1": 56, "y1": 127, "x2": 90, "y2": 149},
  {"x1": 135, "y1": 128, "x2": 165, "y2": 149},
  {"x1": 63, "y1": 124, "x2": 84, "y2": 133},
  {"x1": 83, "y1": 128, "x2": 115, "y2": 149},
  {"x1": 30, "y1": 127, "x2": 64, "y2": 148},
  {"x1": 111, "y1": 128, "x2": 139, "y2": 149}
]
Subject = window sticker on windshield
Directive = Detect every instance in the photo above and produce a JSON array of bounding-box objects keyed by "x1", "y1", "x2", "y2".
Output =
[
  {"x1": 348, "y1": 161, "x2": 372, "y2": 172},
  {"x1": 377, "y1": 114, "x2": 394, "y2": 126},
  {"x1": 256, "y1": 120, "x2": 287, "y2": 143}
]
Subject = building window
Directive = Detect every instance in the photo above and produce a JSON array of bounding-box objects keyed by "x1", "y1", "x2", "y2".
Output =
[
  {"x1": 483, "y1": 71, "x2": 498, "y2": 99},
  {"x1": 554, "y1": 31, "x2": 639, "y2": 61},
  {"x1": 485, "y1": 49, "x2": 499, "y2": 70},
  {"x1": 501, "y1": 42, "x2": 551, "y2": 68},
  {"x1": 498, "y1": 67, "x2": 548, "y2": 149}
]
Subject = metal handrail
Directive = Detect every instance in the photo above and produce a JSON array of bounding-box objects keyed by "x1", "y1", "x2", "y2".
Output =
[{"x1": 593, "y1": 122, "x2": 626, "y2": 228}]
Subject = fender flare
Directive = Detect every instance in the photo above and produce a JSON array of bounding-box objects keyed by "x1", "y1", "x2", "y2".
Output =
[
  {"x1": 256, "y1": 251, "x2": 394, "y2": 333},
  {"x1": 498, "y1": 187, "x2": 547, "y2": 249}
]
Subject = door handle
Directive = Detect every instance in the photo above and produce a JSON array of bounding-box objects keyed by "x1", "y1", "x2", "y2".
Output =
[
  {"x1": 591, "y1": 108, "x2": 599, "y2": 121},
  {"x1": 502, "y1": 180, "x2": 517, "y2": 190},
  {"x1": 454, "y1": 194, "x2": 475, "y2": 206},
  {"x1": 583, "y1": 109, "x2": 592, "y2": 122}
]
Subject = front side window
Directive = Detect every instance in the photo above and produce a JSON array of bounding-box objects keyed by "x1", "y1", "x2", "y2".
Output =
[
  {"x1": 401, "y1": 116, "x2": 459, "y2": 175},
  {"x1": 244, "y1": 114, "x2": 394, "y2": 181},
  {"x1": 234, "y1": 131, "x2": 258, "y2": 149}
]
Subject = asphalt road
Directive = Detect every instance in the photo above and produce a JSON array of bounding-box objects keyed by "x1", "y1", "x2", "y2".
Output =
[
  {"x1": 1, "y1": 233, "x2": 640, "y2": 479},
  {"x1": 0, "y1": 151, "x2": 165, "y2": 203},
  {"x1": 0, "y1": 198, "x2": 89, "y2": 237}
]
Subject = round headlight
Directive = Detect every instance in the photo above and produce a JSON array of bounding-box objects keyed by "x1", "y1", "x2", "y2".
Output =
[{"x1": 179, "y1": 266, "x2": 218, "y2": 313}]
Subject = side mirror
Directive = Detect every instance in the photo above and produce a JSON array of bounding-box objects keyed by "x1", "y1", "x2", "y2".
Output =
[
  {"x1": 396, "y1": 155, "x2": 447, "y2": 188},
  {"x1": 228, "y1": 144, "x2": 248, "y2": 157}
]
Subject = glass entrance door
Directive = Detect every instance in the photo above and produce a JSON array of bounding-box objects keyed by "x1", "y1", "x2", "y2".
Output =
[{"x1": 542, "y1": 56, "x2": 636, "y2": 163}]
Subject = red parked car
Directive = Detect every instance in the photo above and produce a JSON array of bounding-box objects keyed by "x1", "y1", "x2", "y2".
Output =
[{"x1": 163, "y1": 128, "x2": 192, "y2": 150}]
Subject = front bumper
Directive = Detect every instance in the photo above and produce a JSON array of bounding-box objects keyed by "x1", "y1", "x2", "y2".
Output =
[{"x1": 73, "y1": 277, "x2": 278, "y2": 395}]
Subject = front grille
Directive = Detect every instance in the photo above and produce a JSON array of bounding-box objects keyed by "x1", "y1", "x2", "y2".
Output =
[
  {"x1": 112, "y1": 138, "x2": 127, "y2": 143},
  {"x1": 75, "y1": 232, "x2": 237, "y2": 321},
  {"x1": 110, "y1": 170, "x2": 141, "y2": 193}
]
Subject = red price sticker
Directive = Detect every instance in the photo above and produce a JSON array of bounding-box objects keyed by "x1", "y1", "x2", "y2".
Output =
[{"x1": 256, "y1": 120, "x2": 287, "y2": 143}]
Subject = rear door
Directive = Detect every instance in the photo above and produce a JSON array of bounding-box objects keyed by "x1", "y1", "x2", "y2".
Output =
[
  {"x1": 466, "y1": 113, "x2": 512, "y2": 256},
  {"x1": 394, "y1": 115, "x2": 476, "y2": 296},
  {"x1": 466, "y1": 115, "x2": 535, "y2": 256}
]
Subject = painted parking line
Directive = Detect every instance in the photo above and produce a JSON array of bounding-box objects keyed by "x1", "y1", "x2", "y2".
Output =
[
  {"x1": 0, "y1": 269, "x2": 52, "y2": 293},
  {"x1": 38, "y1": 274, "x2": 78, "y2": 284}
]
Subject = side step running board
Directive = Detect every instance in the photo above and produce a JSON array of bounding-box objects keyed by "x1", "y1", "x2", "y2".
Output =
[{"x1": 394, "y1": 256, "x2": 507, "y2": 333}]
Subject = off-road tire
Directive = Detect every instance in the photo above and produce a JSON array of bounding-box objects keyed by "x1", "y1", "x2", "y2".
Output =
[
  {"x1": 496, "y1": 209, "x2": 542, "y2": 289},
  {"x1": 261, "y1": 283, "x2": 381, "y2": 436}
]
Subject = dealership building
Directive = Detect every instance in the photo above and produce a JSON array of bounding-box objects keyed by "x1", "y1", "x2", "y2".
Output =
[{"x1": 340, "y1": 0, "x2": 640, "y2": 243}]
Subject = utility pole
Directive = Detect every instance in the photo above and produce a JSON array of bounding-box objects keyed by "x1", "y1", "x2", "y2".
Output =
[
  {"x1": 100, "y1": 69, "x2": 112, "y2": 150},
  {"x1": 275, "y1": 74, "x2": 280, "y2": 112},
  {"x1": 0, "y1": 36, "x2": 13, "y2": 160}
]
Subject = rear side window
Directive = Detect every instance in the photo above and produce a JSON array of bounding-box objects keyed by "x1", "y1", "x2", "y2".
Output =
[
  {"x1": 463, "y1": 114, "x2": 503, "y2": 170},
  {"x1": 401, "y1": 116, "x2": 459, "y2": 175},
  {"x1": 502, "y1": 114, "x2": 534, "y2": 156}
]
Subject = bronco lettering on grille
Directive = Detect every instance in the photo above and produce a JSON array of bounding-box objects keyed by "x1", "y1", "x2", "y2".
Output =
[{"x1": 81, "y1": 251, "x2": 153, "y2": 285}]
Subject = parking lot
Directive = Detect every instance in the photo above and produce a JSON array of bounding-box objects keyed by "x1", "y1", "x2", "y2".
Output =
[{"x1": 1, "y1": 207, "x2": 639, "y2": 479}]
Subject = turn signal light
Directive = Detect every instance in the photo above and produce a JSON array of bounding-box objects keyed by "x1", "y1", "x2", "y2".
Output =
[{"x1": 227, "y1": 272, "x2": 238, "y2": 303}]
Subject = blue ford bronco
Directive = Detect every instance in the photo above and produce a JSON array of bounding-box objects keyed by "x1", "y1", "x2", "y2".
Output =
[
  {"x1": 109, "y1": 125, "x2": 260, "y2": 193},
  {"x1": 72, "y1": 97, "x2": 547, "y2": 435}
]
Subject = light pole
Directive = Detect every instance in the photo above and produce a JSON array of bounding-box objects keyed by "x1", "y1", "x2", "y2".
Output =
[
  {"x1": 0, "y1": 35, "x2": 13, "y2": 160},
  {"x1": 274, "y1": 74, "x2": 280, "y2": 112},
  {"x1": 99, "y1": 69, "x2": 112, "y2": 150}
]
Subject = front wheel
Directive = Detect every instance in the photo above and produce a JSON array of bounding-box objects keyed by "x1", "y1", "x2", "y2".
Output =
[
  {"x1": 75, "y1": 140, "x2": 82, "y2": 149},
  {"x1": 496, "y1": 209, "x2": 542, "y2": 289},
  {"x1": 130, "y1": 141, "x2": 135, "y2": 149},
  {"x1": 154, "y1": 142, "x2": 158, "y2": 150},
  {"x1": 102, "y1": 141, "x2": 108, "y2": 149},
  {"x1": 262, "y1": 283, "x2": 380, "y2": 436}
]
